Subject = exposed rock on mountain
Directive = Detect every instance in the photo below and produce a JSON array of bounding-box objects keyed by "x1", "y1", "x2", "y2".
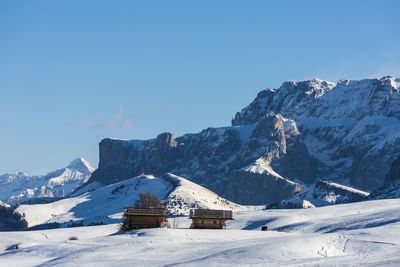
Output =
[
  {"x1": 232, "y1": 76, "x2": 400, "y2": 191},
  {"x1": 370, "y1": 180, "x2": 400, "y2": 200},
  {"x1": 368, "y1": 156, "x2": 400, "y2": 199},
  {"x1": 87, "y1": 113, "x2": 310, "y2": 205},
  {"x1": 385, "y1": 153, "x2": 400, "y2": 183},
  {"x1": 86, "y1": 76, "x2": 400, "y2": 205},
  {"x1": 0, "y1": 158, "x2": 94, "y2": 205},
  {"x1": 227, "y1": 158, "x2": 305, "y2": 204},
  {"x1": 267, "y1": 199, "x2": 315, "y2": 209}
]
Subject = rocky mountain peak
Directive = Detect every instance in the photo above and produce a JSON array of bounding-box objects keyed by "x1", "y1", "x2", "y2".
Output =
[
  {"x1": 232, "y1": 76, "x2": 400, "y2": 126},
  {"x1": 67, "y1": 158, "x2": 95, "y2": 174},
  {"x1": 155, "y1": 132, "x2": 177, "y2": 149}
]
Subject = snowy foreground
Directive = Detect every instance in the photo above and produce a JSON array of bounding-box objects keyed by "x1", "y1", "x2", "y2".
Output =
[{"x1": 1, "y1": 199, "x2": 400, "y2": 266}]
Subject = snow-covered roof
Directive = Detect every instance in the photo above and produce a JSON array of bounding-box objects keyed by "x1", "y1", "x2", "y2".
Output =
[
  {"x1": 189, "y1": 209, "x2": 233, "y2": 219},
  {"x1": 124, "y1": 207, "x2": 167, "y2": 217}
]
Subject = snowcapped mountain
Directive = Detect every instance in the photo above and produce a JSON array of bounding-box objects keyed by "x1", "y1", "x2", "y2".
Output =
[
  {"x1": 16, "y1": 173, "x2": 250, "y2": 228},
  {"x1": 85, "y1": 114, "x2": 308, "y2": 205},
  {"x1": 0, "y1": 158, "x2": 94, "y2": 205},
  {"x1": 232, "y1": 76, "x2": 400, "y2": 190},
  {"x1": 84, "y1": 76, "x2": 399, "y2": 205}
]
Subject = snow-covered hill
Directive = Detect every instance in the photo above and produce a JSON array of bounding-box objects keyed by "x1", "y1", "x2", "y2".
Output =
[
  {"x1": 298, "y1": 180, "x2": 369, "y2": 205},
  {"x1": 0, "y1": 158, "x2": 94, "y2": 205},
  {"x1": 269, "y1": 180, "x2": 370, "y2": 208},
  {"x1": 2, "y1": 199, "x2": 400, "y2": 266},
  {"x1": 16, "y1": 173, "x2": 250, "y2": 228}
]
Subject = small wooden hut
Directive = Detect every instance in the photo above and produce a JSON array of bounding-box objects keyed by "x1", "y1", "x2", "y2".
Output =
[
  {"x1": 189, "y1": 209, "x2": 233, "y2": 229},
  {"x1": 123, "y1": 207, "x2": 167, "y2": 230}
]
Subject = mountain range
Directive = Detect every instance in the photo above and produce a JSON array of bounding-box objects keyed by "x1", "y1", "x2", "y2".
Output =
[
  {"x1": 0, "y1": 158, "x2": 94, "y2": 205},
  {"x1": 82, "y1": 76, "x2": 400, "y2": 205},
  {"x1": 1, "y1": 76, "x2": 400, "y2": 231}
]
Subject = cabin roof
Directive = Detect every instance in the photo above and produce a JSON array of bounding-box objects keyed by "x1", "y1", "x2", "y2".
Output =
[
  {"x1": 124, "y1": 207, "x2": 167, "y2": 216},
  {"x1": 189, "y1": 209, "x2": 233, "y2": 219}
]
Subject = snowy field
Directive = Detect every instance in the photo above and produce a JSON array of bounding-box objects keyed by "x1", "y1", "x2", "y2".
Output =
[{"x1": 1, "y1": 198, "x2": 400, "y2": 266}]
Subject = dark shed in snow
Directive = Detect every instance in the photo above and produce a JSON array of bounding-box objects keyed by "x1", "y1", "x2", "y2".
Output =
[
  {"x1": 122, "y1": 207, "x2": 168, "y2": 230},
  {"x1": 189, "y1": 209, "x2": 233, "y2": 229}
]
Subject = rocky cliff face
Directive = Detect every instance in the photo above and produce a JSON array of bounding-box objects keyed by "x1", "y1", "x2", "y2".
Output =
[
  {"x1": 368, "y1": 154, "x2": 400, "y2": 200},
  {"x1": 88, "y1": 114, "x2": 309, "y2": 205},
  {"x1": 233, "y1": 76, "x2": 400, "y2": 190},
  {"x1": 87, "y1": 76, "x2": 400, "y2": 205},
  {"x1": 385, "y1": 153, "x2": 400, "y2": 183}
]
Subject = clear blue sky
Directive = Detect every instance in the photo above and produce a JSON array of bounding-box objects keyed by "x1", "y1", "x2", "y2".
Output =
[{"x1": 1, "y1": 0, "x2": 399, "y2": 174}]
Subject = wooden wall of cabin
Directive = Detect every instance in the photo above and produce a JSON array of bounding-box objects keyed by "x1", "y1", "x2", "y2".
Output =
[
  {"x1": 190, "y1": 218, "x2": 227, "y2": 229},
  {"x1": 125, "y1": 215, "x2": 167, "y2": 228}
]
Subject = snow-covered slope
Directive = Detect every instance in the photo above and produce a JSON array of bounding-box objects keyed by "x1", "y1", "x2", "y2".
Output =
[
  {"x1": 0, "y1": 158, "x2": 94, "y2": 205},
  {"x1": 2, "y1": 199, "x2": 400, "y2": 266},
  {"x1": 164, "y1": 173, "x2": 248, "y2": 214},
  {"x1": 273, "y1": 180, "x2": 370, "y2": 208},
  {"x1": 16, "y1": 173, "x2": 250, "y2": 228}
]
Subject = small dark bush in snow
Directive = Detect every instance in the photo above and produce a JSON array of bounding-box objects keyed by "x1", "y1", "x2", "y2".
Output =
[{"x1": 134, "y1": 192, "x2": 163, "y2": 208}]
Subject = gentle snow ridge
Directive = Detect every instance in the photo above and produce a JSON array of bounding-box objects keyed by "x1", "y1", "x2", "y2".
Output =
[{"x1": 16, "y1": 173, "x2": 251, "y2": 228}]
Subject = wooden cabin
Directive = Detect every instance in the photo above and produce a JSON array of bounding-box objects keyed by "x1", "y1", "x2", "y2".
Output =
[
  {"x1": 189, "y1": 209, "x2": 233, "y2": 229},
  {"x1": 123, "y1": 207, "x2": 167, "y2": 230}
]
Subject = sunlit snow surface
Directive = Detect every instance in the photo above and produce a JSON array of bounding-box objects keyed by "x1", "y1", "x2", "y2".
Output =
[
  {"x1": 16, "y1": 174, "x2": 250, "y2": 228},
  {"x1": 1, "y1": 199, "x2": 400, "y2": 266}
]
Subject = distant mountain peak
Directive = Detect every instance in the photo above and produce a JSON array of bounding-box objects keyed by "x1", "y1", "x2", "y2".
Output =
[
  {"x1": 0, "y1": 158, "x2": 95, "y2": 205},
  {"x1": 67, "y1": 158, "x2": 95, "y2": 174}
]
